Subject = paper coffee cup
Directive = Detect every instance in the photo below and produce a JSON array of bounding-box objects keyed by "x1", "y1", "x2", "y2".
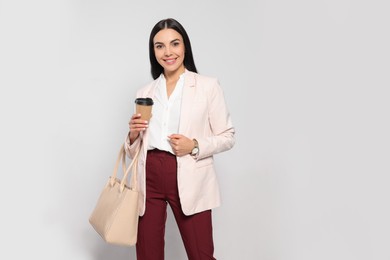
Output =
[{"x1": 135, "y1": 97, "x2": 154, "y2": 121}]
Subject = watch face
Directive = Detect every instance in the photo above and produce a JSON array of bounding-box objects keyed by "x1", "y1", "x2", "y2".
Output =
[{"x1": 192, "y1": 148, "x2": 199, "y2": 155}]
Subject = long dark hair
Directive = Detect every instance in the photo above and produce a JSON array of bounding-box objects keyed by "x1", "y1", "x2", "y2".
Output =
[{"x1": 149, "y1": 18, "x2": 198, "y2": 79}]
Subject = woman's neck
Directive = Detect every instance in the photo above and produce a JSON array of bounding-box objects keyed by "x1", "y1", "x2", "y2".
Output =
[{"x1": 164, "y1": 66, "x2": 185, "y2": 82}]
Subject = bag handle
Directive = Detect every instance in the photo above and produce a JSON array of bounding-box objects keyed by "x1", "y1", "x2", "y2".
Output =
[
  {"x1": 110, "y1": 143, "x2": 141, "y2": 191},
  {"x1": 121, "y1": 144, "x2": 141, "y2": 191}
]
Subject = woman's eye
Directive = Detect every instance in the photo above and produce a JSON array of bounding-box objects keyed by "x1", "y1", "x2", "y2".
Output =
[
  {"x1": 155, "y1": 45, "x2": 163, "y2": 49},
  {"x1": 173, "y1": 42, "x2": 179, "y2": 46}
]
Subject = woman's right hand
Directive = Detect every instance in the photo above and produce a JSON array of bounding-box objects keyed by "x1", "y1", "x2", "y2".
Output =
[{"x1": 128, "y1": 113, "x2": 148, "y2": 144}]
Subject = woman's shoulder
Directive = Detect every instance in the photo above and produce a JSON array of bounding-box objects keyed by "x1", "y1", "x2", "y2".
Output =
[
  {"x1": 136, "y1": 77, "x2": 159, "y2": 96},
  {"x1": 187, "y1": 71, "x2": 219, "y2": 86}
]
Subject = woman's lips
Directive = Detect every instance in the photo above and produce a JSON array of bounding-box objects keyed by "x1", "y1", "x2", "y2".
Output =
[{"x1": 164, "y1": 58, "x2": 176, "y2": 65}]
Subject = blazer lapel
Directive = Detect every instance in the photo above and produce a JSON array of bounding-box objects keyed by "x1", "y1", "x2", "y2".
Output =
[{"x1": 179, "y1": 70, "x2": 196, "y2": 134}]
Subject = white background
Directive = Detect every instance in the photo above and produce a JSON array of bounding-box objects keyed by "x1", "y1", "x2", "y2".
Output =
[{"x1": 1, "y1": 0, "x2": 389, "y2": 259}]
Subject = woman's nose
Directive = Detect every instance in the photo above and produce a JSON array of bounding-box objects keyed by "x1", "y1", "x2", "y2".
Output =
[{"x1": 164, "y1": 46, "x2": 172, "y2": 56}]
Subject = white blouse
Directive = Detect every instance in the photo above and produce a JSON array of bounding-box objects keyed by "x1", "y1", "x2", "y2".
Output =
[{"x1": 146, "y1": 73, "x2": 185, "y2": 154}]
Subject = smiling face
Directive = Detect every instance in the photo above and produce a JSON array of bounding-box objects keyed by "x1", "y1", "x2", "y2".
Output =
[{"x1": 153, "y1": 28, "x2": 186, "y2": 77}]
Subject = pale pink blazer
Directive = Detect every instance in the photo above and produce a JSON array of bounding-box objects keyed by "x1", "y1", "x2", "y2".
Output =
[{"x1": 125, "y1": 70, "x2": 235, "y2": 216}]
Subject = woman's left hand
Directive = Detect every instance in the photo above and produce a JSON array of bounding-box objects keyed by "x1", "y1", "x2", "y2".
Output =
[{"x1": 168, "y1": 134, "x2": 194, "y2": 157}]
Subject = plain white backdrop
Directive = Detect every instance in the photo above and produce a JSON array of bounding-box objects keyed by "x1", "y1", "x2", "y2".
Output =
[{"x1": 1, "y1": 0, "x2": 389, "y2": 259}]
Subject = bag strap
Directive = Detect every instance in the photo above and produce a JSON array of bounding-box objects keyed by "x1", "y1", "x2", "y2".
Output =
[
  {"x1": 111, "y1": 145, "x2": 125, "y2": 183},
  {"x1": 110, "y1": 143, "x2": 141, "y2": 191},
  {"x1": 121, "y1": 144, "x2": 141, "y2": 191}
]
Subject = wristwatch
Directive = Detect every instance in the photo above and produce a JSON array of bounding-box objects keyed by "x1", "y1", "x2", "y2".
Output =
[{"x1": 191, "y1": 139, "x2": 199, "y2": 155}]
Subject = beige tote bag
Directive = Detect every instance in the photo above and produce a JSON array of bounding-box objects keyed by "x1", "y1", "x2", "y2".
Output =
[{"x1": 89, "y1": 144, "x2": 140, "y2": 246}]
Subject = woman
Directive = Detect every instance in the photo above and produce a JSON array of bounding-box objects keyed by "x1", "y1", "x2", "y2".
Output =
[{"x1": 125, "y1": 18, "x2": 235, "y2": 260}]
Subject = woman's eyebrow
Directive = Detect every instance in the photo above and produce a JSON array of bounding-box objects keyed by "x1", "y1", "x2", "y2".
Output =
[{"x1": 154, "y1": 39, "x2": 181, "y2": 45}]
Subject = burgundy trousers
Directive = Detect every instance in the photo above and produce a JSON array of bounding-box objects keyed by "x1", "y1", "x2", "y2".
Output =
[{"x1": 136, "y1": 149, "x2": 216, "y2": 260}]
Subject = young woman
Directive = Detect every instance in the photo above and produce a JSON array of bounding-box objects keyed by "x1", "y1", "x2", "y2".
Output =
[{"x1": 125, "y1": 18, "x2": 235, "y2": 260}]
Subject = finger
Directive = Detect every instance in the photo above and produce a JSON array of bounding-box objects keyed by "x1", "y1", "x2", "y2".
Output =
[
  {"x1": 129, "y1": 121, "x2": 148, "y2": 129},
  {"x1": 131, "y1": 113, "x2": 142, "y2": 119},
  {"x1": 168, "y1": 134, "x2": 182, "y2": 140},
  {"x1": 130, "y1": 118, "x2": 148, "y2": 125},
  {"x1": 131, "y1": 124, "x2": 148, "y2": 130},
  {"x1": 129, "y1": 122, "x2": 148, "y2": 131}
]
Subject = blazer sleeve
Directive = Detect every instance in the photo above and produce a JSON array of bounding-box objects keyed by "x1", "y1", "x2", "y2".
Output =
[
  {"x1": 196, "y1": 78, "x2": 235, "y2": 159},
  {"x1": 124, "y1": 133, "x2": 141, "y2": 159}
]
